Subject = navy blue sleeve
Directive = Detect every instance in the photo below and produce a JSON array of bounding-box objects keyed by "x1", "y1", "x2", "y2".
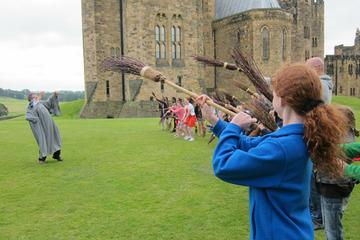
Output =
[{"x1": 212, "y1": 123, "x2": 287, "y2": 188}]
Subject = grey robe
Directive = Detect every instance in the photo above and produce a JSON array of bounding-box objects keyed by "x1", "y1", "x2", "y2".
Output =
[
  {"x1": 41, "y1": 94, "x2": 61, "y2": 116},
  {"x1": 26, "y1": 101, "x2": 62, "y2": 158}
]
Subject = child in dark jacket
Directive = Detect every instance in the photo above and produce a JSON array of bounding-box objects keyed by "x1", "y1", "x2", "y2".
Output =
[{"x1": 198, "y1": 64, "x2": 349, "y2": 240}]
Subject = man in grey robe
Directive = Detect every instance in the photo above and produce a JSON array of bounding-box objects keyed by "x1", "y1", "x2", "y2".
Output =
[{"x1": 26, "y1": 92, "x2": 62, "y2": 164}]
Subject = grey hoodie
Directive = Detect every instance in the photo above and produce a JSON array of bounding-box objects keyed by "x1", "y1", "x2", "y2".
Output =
[{"x1": 320, "y1": 74, "x2": 333, "y2": 104}]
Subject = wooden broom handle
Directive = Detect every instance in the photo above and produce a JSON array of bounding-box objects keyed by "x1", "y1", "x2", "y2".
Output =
[{"x1": 163, "y1": 79, "x2": 236, "y2": 117}]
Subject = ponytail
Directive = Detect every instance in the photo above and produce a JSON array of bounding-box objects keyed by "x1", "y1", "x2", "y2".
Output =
[{"x1": 304, "y1": 104, "x2": 347, "y2": 177}]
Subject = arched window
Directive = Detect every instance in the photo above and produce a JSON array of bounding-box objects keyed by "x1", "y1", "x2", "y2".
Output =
[
  {"x1": 115, "y1": 48, "x2": 120, "y2": 57},
  {"x1": 171, "y1": 26, "x2": 176, "y2": 42},
  {"x1": 156, "y1": 43, "x2": 160, "y2": 59},
  {"x1": 171, "y1": 26, "x2": 182, "y2": 59},
  {"x1": 172, "y1": 43, "x2": 176, "y2": 60},
  {"x1": 161, "y1": 43, "x2": 166, "y2": 59},
  {"x1": 110, "y1": 47, "x2": 115, "y2": 58},
  {"x1": 155, "y1": 26, "x2": 161, "y2": 59},
  {"x1": 261, "y1": 27, "x2": 270, "y2": 61},
  {"x1": 176, "y1": 27, "x2": 181, "y2": 42},
  {"x1": 176, "y1": 43, "x2": 181, "y2": 60},
  {"x1": 160, "y1": 26, "x2": 165, "y2": 42},
  {"x1": 237, "y1": 31, "x2": 241, "y2": 46},
  {"x1": 106, "y1": 80, "x2": 110, "y2": 97},
  {"x1": 155, "y1": 25, "x2": 166, "y2": 59},
  {"x1": 281, "y1": 29, "x2": 287, "y2": 61},
  {"x1": 349, "y1": 64, "x2": 353, "y2": 75}
]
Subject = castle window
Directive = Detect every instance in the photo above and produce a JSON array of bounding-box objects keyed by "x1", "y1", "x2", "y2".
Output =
[
  {"x1": 176, "y1": 27, "x2": 181, "y2": 42},
  {"x1": 327, "y1": 64, "x2": 334, "y2": 75},
  {"x1": 171, "y1": 26, "x2": 182, "y2": 59},
  {"x1": 115, "y1": 47, "x2": 120, "y2": 57},
  {"x1": 110, "y1": 47, "x2": 115, "y2": 58},
  {"x1": 106, "y1": 80, "x2": 110, "y2": 97},
  {"x1": 350, "y1": 88, "x2": 356, "y2": 96},
  {"x1": 177, "y1": 76, "x2": 182, "y2": 87},
  {"x1": 237, "y1": 30, "x2": 243, "y2": 47},
  {"x1": 155, "y1": 26, "x2": 160, "y2": 41},
  {"x1": 312, "y1": 38, "x2": 318, "y2": 47},
  {"x1": 281, "y1": 29, "x2": 287, "y2": 61},
  {"x1": 339, "y1": 86, "x2": 343, "y2": 94},
  {"x1": 161, "y1": 43, "x2": 166, "y2": 59},
  {"x1": 261, "y1": 27, "x2": 270, "y2": 61},
  {"x1": 349, "y1": 64, "x2": 353, "y2": 75},
  {"x1": 155, "y1": 25, "x2": 166, "y2": 59},
  {"x1": 305, "y1": 50, "x2": 310, "y2": 60},
  {"x1": 160, "y1": 81, "x2": 165, "y2": 92},
  {"x1": 304, "y1": 26, "x2": 310, "y2": 39},
  {"x1": 356, "y1": 64, "x2": 360, "y2": 75},
  {"x1": 156, "y1": 43, "x2": 160, "y2": 59}
]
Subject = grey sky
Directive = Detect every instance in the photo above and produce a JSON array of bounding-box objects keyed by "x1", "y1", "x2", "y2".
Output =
[{"x1": 0, "y1": 0, "x2": 358, "y2": 91}]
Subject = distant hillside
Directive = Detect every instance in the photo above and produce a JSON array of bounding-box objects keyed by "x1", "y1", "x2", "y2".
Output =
[
  {"x1": 0, "y1": 97, "x2": 84, "y2": 119},
  {"x1": 0, "y1": 97, "x2": 27, "y2": 116},
  {"x1": 0, "y1": 88, "x2": 84, "y2": 102}
]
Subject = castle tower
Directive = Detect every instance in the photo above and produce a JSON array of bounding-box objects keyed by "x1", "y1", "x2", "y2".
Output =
[
  {"x1": 81, "y1": 0, "x2": 125, "y2": 118},
  {"x1": 355, "y1": 28, "x2": 360, "y2": 54},
  {"x1": 291, "y1": 0, "x2": 313, "y2": 61},
  {"x1": 311, "y1": 0, "x2": 324, "y2": 58}
]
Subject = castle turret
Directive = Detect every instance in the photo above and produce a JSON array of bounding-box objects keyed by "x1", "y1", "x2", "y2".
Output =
[
  {"x1": 311, "y1": 0, "x2": 324, "y2": 58},
  {"x1": 81, "y1": 0, "x2": 125, "y2": 118}
]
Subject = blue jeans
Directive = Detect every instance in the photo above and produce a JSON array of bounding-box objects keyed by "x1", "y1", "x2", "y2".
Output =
[
  {"x1": 321, "y1": 195, "x2": 349, "y2": 240},
  {"x1": 310, "y1": 173, "x2": 322, "y2": 224}
]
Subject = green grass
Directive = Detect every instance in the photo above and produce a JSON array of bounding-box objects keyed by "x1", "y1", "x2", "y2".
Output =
[
  {"x1": 0, "y1": 97, "x2": 27, "y2": 116},
  {"x1": 58, "y1": 99, "x2": 84, "y2": 119},
  {"x1": 0, "y1": 96, "x2": 359, "y2": 239}
]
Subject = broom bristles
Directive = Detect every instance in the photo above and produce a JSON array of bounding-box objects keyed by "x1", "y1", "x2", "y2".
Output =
[
  {"x1": 102, "y1": 56, "x2": 146, "y2": 76},
  {"x1": 231, "y1": 48, "x2": 273, "y2": 101},
  {"x1": 244, "y1": 100, "x2": 277, "y2": 132}
]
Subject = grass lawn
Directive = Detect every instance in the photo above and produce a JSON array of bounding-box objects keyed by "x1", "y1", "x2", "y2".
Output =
[{"x1": 0, "y1": 96, "x2": 359, "y2": 239}]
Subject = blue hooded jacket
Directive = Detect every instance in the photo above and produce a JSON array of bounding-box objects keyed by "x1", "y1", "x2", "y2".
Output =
[{"x1": 212, "y1": 120, "x2": 313, "y2": 240}]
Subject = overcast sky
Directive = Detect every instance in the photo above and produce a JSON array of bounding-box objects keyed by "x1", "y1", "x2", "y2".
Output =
[{"x1": 0, "y1": 0, "x2": 359, "y2": 91}]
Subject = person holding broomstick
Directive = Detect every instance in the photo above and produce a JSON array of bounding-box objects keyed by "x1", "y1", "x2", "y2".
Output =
[{"x1": 197, "y1": 63, "x2": 349, "y2": 240}]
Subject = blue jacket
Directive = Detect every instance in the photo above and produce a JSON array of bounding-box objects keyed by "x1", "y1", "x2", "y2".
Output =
[{"x1": 212, "y1": 120, "x2": 313, "y2": 240}]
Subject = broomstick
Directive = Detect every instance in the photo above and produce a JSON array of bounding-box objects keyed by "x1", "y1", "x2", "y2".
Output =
[
  {"x1": 193, "y1": 54, "x2": 272, "y2": 103},
  {"x1": 102, "y1": 56, "x2": 236, "y2": 117},
  {"x1": 232, "y1": 80, "x2": 258, "y2": 98},
  {"x1": 192, "y1": 55, "x2": 242, "y2": 72}
]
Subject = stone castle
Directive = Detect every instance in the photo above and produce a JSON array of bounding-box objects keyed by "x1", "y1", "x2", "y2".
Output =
[
  {"x1": 81, "y1": 0, "x2": 324, "y2": 118},
  {"x1": 325, "y1": 29, "x2": 360, "y2": 97}
]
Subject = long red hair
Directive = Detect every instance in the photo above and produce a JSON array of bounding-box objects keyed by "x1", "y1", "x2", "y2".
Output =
[{"x1": 272, "y1": 64, "x2": 347, "y2": 177}]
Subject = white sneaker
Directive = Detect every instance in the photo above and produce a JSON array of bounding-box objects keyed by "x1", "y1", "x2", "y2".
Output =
[
  {"x1": 184, "y1": 136, "x2": 190, "y2": 140},
  {"x1": 188, "y1": 137, "x2": 195, "y2": 142}
]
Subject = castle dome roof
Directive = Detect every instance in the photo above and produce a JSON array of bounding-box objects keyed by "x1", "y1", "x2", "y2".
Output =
[{"x1": 215, "y1": 0, "x2": 281, "y2": 20}]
